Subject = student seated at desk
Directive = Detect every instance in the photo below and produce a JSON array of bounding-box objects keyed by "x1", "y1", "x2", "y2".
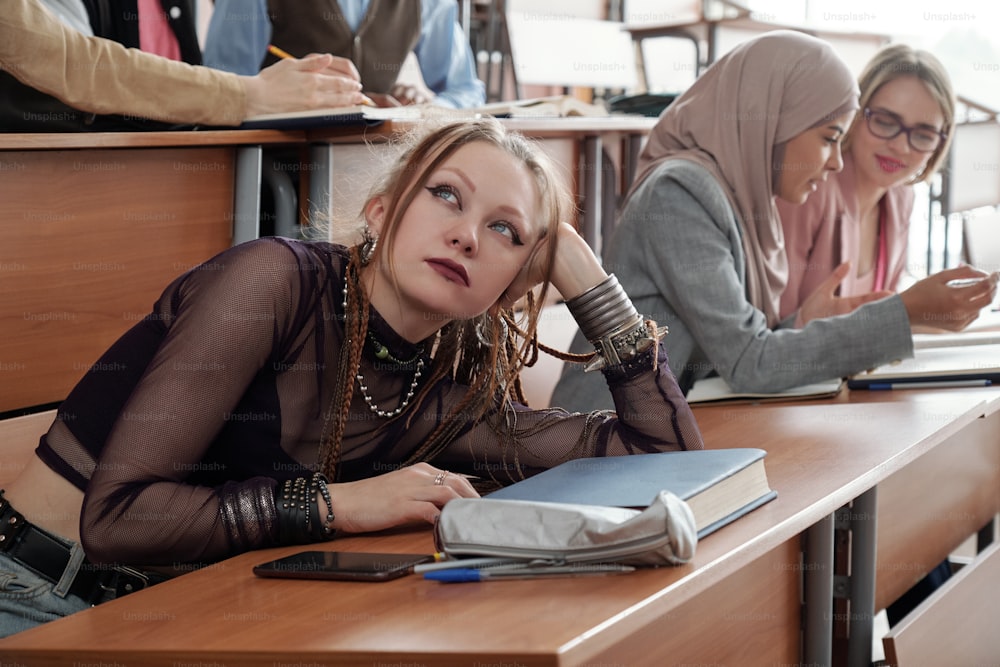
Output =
[
  {"x1": 0, "y1": 0, "x2": 368, "y2": 129},
  {"x1": 777, "y1": 44, "x2": 995, "y2": 331},
  {"x1": 777, "y1": 42, "x2": 985, "y2": 629},
  {"x1": 204, "y1": 0, "x2": 486, "y2": 109},
  {"x1": 0, "y1": 118, "x2": 702, "y2": 637},
  {"x1": 551, "y1": 30, "x2": 997, "y2": 409}
]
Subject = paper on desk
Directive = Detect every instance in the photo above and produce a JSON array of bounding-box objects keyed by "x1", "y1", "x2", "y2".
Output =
[{"x1": 686, "y1": 376, "x2": 844, "y2": 403}]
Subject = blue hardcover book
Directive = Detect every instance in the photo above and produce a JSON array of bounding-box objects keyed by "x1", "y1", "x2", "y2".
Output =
[{"x1": 488, "y1": 448, "x2": 777, "y2": 538}]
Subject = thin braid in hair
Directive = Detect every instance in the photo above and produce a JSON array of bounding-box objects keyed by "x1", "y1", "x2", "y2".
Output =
[{"x1": 318, "y1": 247, "x2": 370, "y2": 480}]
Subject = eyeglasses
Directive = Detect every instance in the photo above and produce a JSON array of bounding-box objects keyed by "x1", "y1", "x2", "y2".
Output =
[{"x1": 863, "y1": 108, "x2": 947, "y2": 153}]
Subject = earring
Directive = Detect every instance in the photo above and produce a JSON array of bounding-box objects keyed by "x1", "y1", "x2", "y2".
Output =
[
  {"x1": 475, "y1": 315, "x2": 493, "y2": 348},
  {"x1": 475, "y1": 312, "x2": 508, "y2": 348},
  {"x1": 360, "y1": 227, "x2": 378, "y2": 266}
]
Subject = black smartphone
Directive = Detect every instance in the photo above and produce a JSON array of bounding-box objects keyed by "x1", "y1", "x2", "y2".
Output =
[{"x1": 252, "y1": 551, "x2": 434, "y2": 582}]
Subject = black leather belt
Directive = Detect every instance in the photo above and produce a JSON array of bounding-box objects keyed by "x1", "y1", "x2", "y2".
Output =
[{"x1": 0, "y1": 491, "x2": 162, "y2": 604}]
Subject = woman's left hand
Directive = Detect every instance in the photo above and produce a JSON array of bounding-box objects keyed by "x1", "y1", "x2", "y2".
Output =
[{"x1": 328, "y1": 463, "x2": 479, "y2": 534}]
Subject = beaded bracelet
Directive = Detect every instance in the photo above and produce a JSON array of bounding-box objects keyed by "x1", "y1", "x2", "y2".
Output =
[{"x1": 312, "y1": 473, "x2": 336, "y2": 539}]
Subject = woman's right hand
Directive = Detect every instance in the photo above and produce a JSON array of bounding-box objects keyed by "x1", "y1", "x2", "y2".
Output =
[
  {"x1": 327, "y1": 462, "x2": 479, "y2": 534},
  {"x1": 241, "y1": 53, "x2": 366, "y2": 118},
  {"x1": 899, "y1": 266, "x2": 998, "y2": 331}
]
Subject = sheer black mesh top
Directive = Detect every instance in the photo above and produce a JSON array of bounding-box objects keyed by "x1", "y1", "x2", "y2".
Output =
[{"x1": 36, "y1": 238, "x2": 702, "y2": 565}]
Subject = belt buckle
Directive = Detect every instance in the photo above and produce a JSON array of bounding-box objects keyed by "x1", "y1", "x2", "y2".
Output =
[
  {"x1": 0, "y1": 506, "x2": 28, "y2": 552},
  {"x1": 107, "y1": 566, "x2": 151, "y2": 599}
]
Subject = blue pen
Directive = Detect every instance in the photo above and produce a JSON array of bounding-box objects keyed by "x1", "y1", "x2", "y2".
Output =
[
  {"x1": 424, "y1": 564, "x2": 635, "y2": 583},
  {"x1": 413, "y1": 556, "x2": 530, "y2": 573},
  {"x1": 869, "y1": 379, "x2": 992, "y2": 390}
]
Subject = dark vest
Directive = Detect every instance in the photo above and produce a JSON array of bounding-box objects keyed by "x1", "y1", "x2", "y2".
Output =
[
  {"x1": 83, "y1": 0, "x2": 202, "y2": 65},
  {"x1": 264, "y1": 0, "x2": 421, "y2": 94}
]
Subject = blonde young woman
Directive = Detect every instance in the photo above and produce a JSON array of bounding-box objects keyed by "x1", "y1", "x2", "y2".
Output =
[
  {"x1": 776, "y1": 43, "x2": 991, "y2": 627},
  {"x1": 0, "y1": 118, "x2": 702, "y2": 636},
  {"x1": 777, "y1": 44, "x2": 995, "y2": 328}
]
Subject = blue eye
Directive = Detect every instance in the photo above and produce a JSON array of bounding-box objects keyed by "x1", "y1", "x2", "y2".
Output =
[
  {"x1": 427, "y1": 184, "x2": 459, "y2": 206},
  {"x1": 489, "y1": 221, "x2": 523, "y2": 246}
]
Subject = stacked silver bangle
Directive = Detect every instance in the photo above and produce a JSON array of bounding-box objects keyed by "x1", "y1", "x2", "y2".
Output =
[{"x1": 565, "y1": 274, "x2": 658, "y2": 374}]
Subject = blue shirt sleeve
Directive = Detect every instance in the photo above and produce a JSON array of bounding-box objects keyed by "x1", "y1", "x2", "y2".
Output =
[
  {"x1": 414, "y1": 0, "x2": 485, "y2": 108},
  {"x1": 203, "y1": 0, "x2": 271, "y2": 75}
]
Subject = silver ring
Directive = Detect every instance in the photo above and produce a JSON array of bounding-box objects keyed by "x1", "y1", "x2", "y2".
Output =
[{"x1": 433, "y1": 472, "x2": 448, "y2": 486}]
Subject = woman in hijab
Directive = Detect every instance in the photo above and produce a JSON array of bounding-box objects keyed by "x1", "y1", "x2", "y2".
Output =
[{"x1": 552, "y1": 30, "x2": 995, "y2": 406}]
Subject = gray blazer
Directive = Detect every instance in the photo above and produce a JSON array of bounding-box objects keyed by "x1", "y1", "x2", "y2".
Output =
[{"x1": 552, "y1": 159, "x2": 913, "y2": 411}]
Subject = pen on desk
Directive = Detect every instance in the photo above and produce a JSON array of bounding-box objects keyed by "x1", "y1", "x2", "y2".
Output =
[
  {"x1": 268, "y1": 44, "x2": 377, "y2": 107},
  {"x1": 413, "y1": 556, "x2": 531, "y2": 573},
  {"x1": 869, "y1": 379, "x2": 992, "y2": 390},
  {"x1": 424, "y1": 564, "x2": 636, "y2": 583}
]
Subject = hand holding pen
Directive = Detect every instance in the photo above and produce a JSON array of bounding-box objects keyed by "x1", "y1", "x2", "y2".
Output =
[{"x1": 267, "y1": 45, "x2": 376, "y2": 107}]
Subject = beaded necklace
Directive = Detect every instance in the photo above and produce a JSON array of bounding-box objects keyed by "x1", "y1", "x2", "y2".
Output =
[{"x1": 341, "y1": 280, "x2": 425, "y2": 419}]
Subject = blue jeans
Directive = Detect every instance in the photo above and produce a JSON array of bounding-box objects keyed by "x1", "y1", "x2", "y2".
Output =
[{"x1": 0, "y1": 549, "x2": 92, "y2": 638}]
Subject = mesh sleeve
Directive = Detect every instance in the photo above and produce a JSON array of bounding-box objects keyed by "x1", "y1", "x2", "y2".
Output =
[{"x1": 79, "y1": 240, "x2": 306, "y2": 565}]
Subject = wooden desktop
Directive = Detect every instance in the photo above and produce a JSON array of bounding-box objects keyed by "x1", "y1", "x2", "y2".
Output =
[{"x1": 2, "y1": 387, "x2": 996, "y2": 666}]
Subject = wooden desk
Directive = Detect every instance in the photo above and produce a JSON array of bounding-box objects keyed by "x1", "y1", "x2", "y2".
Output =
[
  {"x1": 0, "y1": 129, "x2": 301, "y2": 413},
  {"x1": 843, "y1": 387, "x2": 1000, "y2": 664},
  {"x1": 304, "y1": 117, "x2": 658, "y2": 254},
  {"x1": 696, "y1": 385, "x2": 1000, "y2": 664},
  {"x1": 2, "y1": 389, "x2": 994, "y2": 666}
]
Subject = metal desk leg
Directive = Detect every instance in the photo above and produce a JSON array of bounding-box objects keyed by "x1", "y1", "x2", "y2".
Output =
[
  {"x1": 233, "y1": 146, "x2": 263, "y2": 245},
  {"x1": 625, "y1": 133, "x2": 644, "y2": 190},
  {"x1": 848, "y1": 487, "x2": 878, "y2": 666},
  {"x1": 309, "y1": 144, "x2": 334, "y2": 230},
  {"x1": 582, "y1": 135, "x2": 603, "y2": 255},
  {"x1": 804, "y1": 514, "x2": 834, "y2": 666}
]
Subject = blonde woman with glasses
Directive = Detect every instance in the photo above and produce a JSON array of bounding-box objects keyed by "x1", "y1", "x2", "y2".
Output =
[{"x1": 778, "y1": 44, "x2": 996, "y2": 329}]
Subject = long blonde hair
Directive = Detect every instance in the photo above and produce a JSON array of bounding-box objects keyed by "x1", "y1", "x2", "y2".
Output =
[{"x1": 319, "y1": 118, "x2": 575, "y2": 477}]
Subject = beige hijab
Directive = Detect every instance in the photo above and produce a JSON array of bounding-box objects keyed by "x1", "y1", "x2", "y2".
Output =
[{"x1": 633, "y1": 30, "x2": 859, "y2": 325}]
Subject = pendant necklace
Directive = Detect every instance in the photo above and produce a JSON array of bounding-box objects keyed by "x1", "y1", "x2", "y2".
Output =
[{"x1": 342, "y1": 280, "x2": 424, "y2": 419}]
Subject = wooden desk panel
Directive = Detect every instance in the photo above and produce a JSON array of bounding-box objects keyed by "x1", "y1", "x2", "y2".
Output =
[
  {"x1": 874, "y1": 406, "x2": 1000, "y2": 611},
  {"x1": 0, "y1": 147, "x2": 234, "y2": 411},
  {"x1": 0, "y1": 129, "x2": 301, "y2": 150},
  {"x1": 585, "y1": 537, "x2": 801, "y2": 666}
]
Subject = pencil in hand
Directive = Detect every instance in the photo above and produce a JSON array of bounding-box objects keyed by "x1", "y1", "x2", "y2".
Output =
[
  {"x1": 269, "y1": 44, "x2": 375, "y2": 107},
  {"x1": 268, "y1": 44, "x2": 295, "y2": 61}
]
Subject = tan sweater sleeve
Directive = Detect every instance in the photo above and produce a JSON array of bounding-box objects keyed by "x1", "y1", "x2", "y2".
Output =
[{"x1": 1, "y1": 0, "x2": 247, "y2": 126}]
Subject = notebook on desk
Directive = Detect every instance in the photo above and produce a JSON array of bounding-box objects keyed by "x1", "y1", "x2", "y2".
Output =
[
  {"x1": 488, "y1": 449, "x2": 777, "y2": 538},
  {"x1": 240, "y1": 104, "x2": 423, "y2": 130},
  {"x1": 685, "y1": 376, "x2": 844, "y2": 404},
  {"x1": 847, "y1": 342, "x2": 1000, "y2": 389}
]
